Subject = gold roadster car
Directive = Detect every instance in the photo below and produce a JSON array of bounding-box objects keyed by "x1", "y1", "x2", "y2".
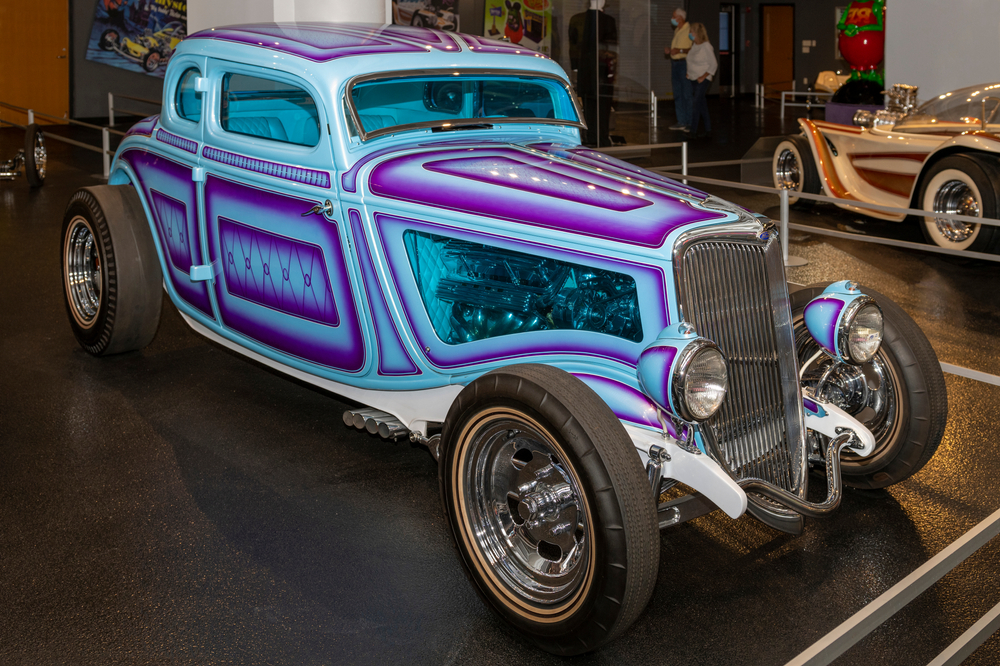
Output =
[{"x1": 774, "y1": 82, "x2": 1000, "y2": 253}]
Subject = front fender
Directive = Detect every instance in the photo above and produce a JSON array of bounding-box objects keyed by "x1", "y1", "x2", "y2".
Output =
[{"x1": 625, "y1": 424, "x2": 747, "y2": 519}]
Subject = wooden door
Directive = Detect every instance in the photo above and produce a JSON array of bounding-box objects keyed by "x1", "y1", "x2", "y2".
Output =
[
  {"x1": 761, "y1": 5, "x2": 794, "y2": 97},
  {"x1": 0, "y1": 0, "x2": 69, "y2": 125}
]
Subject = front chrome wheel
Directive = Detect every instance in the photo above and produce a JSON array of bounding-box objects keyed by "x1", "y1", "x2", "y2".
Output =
[
  {"x1": 458, "y1": 409, "x2": 591, "y2": 609},
  {"x1": 791, "y1": 284, "x2": 947, "y2": 489},
  {"x1": 64, "y1": 215, "x2": 103, "y2": 329},
  {"x1": 795, "y1": 323, "x2": 903, "y2": 466},
  {"x1": 440, "y1": 364, "x2": 658, "y2": 655}
]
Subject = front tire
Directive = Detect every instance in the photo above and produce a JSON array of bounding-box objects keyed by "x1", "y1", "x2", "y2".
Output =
[
  {"x1": 24, "y1": 123, "x2": 45, "y2": 188},
  {"x1": 99, "y1": 28, "x2": 119, "y2": 51},
  {"x1": 772, "y1": 135, "x2": 820, "y2": 208},
  {"x1": 61, "y1": 186, "x2": 163, "y2": 356},
  {"x1": 792, "y1": 284, "x2": 947, "y2": 489},
  {"x1": 440, "y1": 364, "x2": 658, "y2": 655},
  {"x1": 919, "y1": 154, "x2": 1000, "y2": 253}
]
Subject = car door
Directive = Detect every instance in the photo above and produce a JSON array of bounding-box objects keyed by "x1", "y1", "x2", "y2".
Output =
[
  {"x1": 199, "y1": 62, "x2": 366, "y2": 375},
  {"x1": 122, "y1": 54, "x2": 216, "y2": 322}
]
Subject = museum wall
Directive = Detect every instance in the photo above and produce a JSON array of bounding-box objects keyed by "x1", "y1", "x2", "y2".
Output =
[{"x1": 886, "y1": 0, "x2": 1000, "y2": 97}]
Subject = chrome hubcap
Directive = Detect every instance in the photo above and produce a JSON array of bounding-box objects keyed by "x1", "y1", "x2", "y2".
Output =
[
  {"x1": 795, "y1": 320, "x2": 901, "y2": 459},
  {"x1": 65, "y1": 217, "x2": 102, "y2": 328},
  {"x1": 34, "y1": 132, "x2": 46, "y2": 180},
  {"x1": 932, "y1": 179, "x2": 979, "y2": 242},
  {"x1": 775, "y1": 149, "x2": 801, "y2": 190},
  {"x1": 460, "y1": 411, "x2": 589, "y2": 606}
]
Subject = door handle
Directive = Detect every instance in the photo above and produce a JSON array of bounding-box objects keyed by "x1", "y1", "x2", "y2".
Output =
[
  {"x1": 56, "y1": 55, "x2": 67, "y2": 59},
  {"x1": 302, "y1": 199, "x2": 334, "y2": 218}
]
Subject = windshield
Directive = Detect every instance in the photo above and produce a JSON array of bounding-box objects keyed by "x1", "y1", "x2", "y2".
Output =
[
  {"x1": 347, "y1": 71, "x2": 583, "y2": 140},
  {"x1": 896, "y1": 82, "x2": 1000, "y2": 133}
]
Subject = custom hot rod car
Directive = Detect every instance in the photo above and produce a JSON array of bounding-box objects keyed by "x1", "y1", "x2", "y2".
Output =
[
  {"x1": 773, "y1": 82, "x2": 1000, "y2": 253},
  {"x1": 100, "y1": 20, "x2": 187, "y2": 72},
  {"x1": 60, "y1": 23, "x2": 947, "y2": 655}
]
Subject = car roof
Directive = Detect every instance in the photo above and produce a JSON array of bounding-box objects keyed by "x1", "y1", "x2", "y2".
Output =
[{"x1": 180, "y1": 22, "x2": 566, "y2": 85}]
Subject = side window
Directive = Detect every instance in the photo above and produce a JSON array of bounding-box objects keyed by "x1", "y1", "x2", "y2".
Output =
[
  {"x1": 220, "y1": 73, "x2": 321, "y2": 147},
  {"x1": 403, "y1": 230, "x2": 643, "y2": 344},
  {"x1": 175, "y1": 68, "x2": 202, "y2": 122}
]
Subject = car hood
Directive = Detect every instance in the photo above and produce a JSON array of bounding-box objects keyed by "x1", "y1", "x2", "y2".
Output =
[{"x1": 352, "y1": 140, "x2": 727, "y2": 249}]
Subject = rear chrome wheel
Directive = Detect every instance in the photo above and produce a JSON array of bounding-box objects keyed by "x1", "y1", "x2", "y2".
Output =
[
  {"x1": 441, "y1": 364, "x2": 658, "y2": 655},
  {"x1": 61, "y1": 186, "x2": 163, "y2": 355},
  {"x1": 64, "y1": 216, "x2": 103, "y2": 329},
  {"x1": 24, "y1": 123, "x2": 45, "y2": 188},
  {"x1": 919, "y1": 154, "x2": 1000, "y2": 253}
]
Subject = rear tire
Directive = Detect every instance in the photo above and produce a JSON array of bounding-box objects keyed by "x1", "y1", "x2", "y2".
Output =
[
  {"x1": 61, "y1": 186, "x2": 162, "y2": 356},
  {"x1": 24, "y1": 123, "x2": 45, "y2": 188},
  {"x1": 440, "y1": 364, "x2": 658, "y2": 655},
  {"x1": 142, "y1": 51, "x2": 161, "y2": 72},
  {"x1": 772, "y1": 135, "x2": 820, "y2": 208},
  {"x1": 919, "y1": 154, "x2": 1000, "y2": 253},
  {"x1": 792, "y1": 284, "x2": 947, "y2": 489}
]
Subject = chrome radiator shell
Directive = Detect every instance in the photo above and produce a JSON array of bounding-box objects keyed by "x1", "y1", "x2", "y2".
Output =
[{"x1": 673, "y1": 219, "x2": 807, "y2": 502}]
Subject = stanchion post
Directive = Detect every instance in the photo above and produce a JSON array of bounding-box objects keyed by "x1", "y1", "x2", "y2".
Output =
[
  {"x1": 779, "y1": 188, "x2": 809, "y2": 267},
  {"x1": 102, "y1": 127, "x2": 110, "y2": 179},
  {"x1": 108, "y1": 92, "x2": 114, "y2": 127},
  {"x1": 681, "y1": 141, "x2": 687, "y2": 185},
  {"x1": 651, "y1": 90, "x2": 657, "y2": 129},
  {"x1": 780, "y1": 188, "x2": 790, "y2": 263},
  {"x1": 27, "y1": 109, "x2": 34, "y2": 125},
  {"x1": 780, "y1": 92, "x2": 786, "y2": 120}
]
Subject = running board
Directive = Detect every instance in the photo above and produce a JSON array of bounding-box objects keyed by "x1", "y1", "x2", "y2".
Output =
[{"x1": 342, "y1": 407, "x2": 410, "y2": 440}]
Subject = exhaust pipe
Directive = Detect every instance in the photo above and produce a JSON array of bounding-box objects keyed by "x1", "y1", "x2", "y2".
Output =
[{"x1": 343, "y1": 407, "x2": 410, "y2": 440}]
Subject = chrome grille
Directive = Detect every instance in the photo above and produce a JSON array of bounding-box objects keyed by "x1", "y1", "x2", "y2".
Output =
[{"x1": 677, "y1": 237, "x2": 805, "y2": 494}]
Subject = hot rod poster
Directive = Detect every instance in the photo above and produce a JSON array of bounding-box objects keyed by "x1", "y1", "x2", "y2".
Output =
[{"x1": 85, "y1": 0, "x2": 187, "y2": 78}]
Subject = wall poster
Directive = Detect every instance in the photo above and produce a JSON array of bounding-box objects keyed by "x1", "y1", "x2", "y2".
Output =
[
  {"x1": 391, "y1": 0, "x2": 460, "y2": 32},
  {"x1": 484, "y1": 0, "x2": 552, "y2": 55},
  {"x1": 85, "y1": 0, "x2": 187, "y2": 78}
]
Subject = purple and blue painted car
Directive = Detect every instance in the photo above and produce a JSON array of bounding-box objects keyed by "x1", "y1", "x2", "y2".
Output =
[{"x1": 59, "y1": 23, "x2": 947, "y2": 654}]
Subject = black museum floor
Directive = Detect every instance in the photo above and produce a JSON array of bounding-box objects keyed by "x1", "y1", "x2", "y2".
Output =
[{"x1": 1, "y1": 97, "x2": 999, "y2": 665}]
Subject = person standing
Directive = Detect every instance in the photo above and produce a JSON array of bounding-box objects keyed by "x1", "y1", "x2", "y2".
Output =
[
  {"x1": 665, "y1": 8, "x2": 693, "y2": 131},
  {"x1": 685, "y1": 22, "x2": 717, "y2": 138}
]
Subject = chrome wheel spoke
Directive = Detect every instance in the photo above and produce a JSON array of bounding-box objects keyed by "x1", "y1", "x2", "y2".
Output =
[{"x1": 461, "y1": 414, "x2": 588, "y2": 605}]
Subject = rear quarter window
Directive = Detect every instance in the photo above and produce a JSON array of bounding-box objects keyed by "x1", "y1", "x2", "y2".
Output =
[
  {"x1": 220, "y1": 73, "x2": 321, "y2": 147},
  {"x1": 175, "y1": 68, "x2": 202, "y2": 122}
]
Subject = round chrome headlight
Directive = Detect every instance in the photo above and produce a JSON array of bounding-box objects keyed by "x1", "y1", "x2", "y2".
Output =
[
  {"x1": 672, "y1": 341, "x2": 728, "y2": 422},
  {"x1": 840, "y1": 298, "x2": 884, "y2": 364}
]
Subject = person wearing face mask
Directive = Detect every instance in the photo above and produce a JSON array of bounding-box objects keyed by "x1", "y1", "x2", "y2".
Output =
[
  {"x1": 665, "y1": 8, "x2": 693, "y2": 131},
  {"x1": 685, "y1": 22, "x2": 717, "y2": 138}
]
